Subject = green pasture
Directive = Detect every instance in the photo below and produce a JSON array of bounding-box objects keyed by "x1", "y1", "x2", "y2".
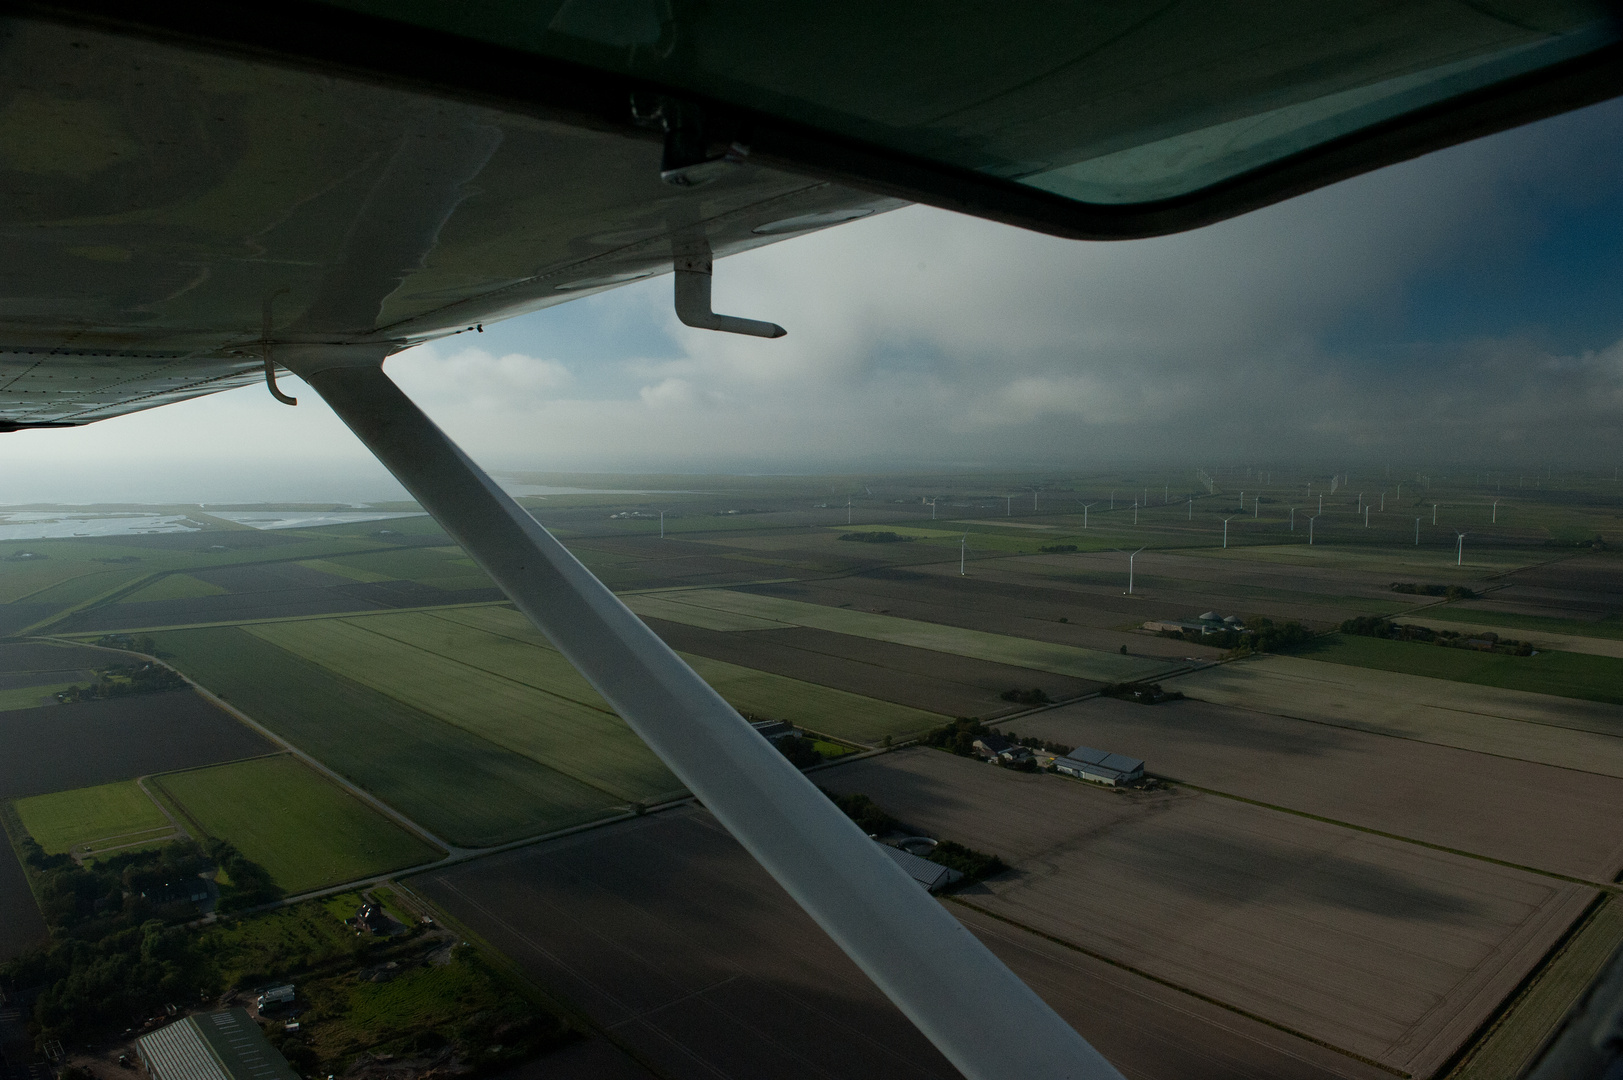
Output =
[
  {"x1": 434, "y1": 604, "x2": 945, "y2": 742},
  {"x1": 639, "y1": 589, "x2": 1175, "y2": 682},
  {"x1": 14, "y1": 780, "x2": 171, "y2": 854},
  {"x1": 152, "y1": 626, "x2": 623, "y2": 847},
  {"x1": 118, "y1": 573, "x2": 228, "y2": 603},
  {"x1": 154, "y1": 755, "x2": 441, "y2": 895},
  {"x1": 1305, "y1": 634, "x2": 1623, "y2": 706},
  {"x1": 246, "y1": 616, "x2": 678, "y2": 803},
  {"x1": 0, "y1": 682, "x2": 76, "y2": 711}
]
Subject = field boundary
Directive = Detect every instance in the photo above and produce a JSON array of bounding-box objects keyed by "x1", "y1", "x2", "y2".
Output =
[
  {"x1": 948, "y1": 897, "x2": 1408, "y2": 1078},
  {"x1": 1161, "y1": 778, "x2": 1617, "y2": 890}
]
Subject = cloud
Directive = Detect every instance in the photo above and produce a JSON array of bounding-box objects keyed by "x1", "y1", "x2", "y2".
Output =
[{"x1": 9, "y1": 95, "x2": 1623, "y2": 504}]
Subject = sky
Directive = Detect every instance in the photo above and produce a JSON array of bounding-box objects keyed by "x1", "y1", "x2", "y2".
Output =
[{"x1": 8, "y1": 95, "x2": 1623, "y2": 504}]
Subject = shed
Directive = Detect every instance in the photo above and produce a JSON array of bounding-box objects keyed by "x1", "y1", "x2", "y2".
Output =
[
  {"x1": 878, "y1": 842, "x2": 963, "y2": 894},
  {"x1": 1054, "y1": 746, "x2": 1145, "y2": 786},
  {"x1": 137, "y1": 1009, "x2": 299, "y2": 1080}
]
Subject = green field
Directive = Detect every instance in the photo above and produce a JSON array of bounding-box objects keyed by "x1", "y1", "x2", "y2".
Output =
[
  {"x1": 436, "y1": 604, "x2": 944, "y2": 742},
  {"x1": 625, "y1": 588, "x2": 1174, "y2": 682},
  {"x1": 322, "y1": 547, "x2": 491, "y2": 589},
  {"x1": 152, "y1": 627, "x2": 621, "y2": 847},
  {"x1": 1307, "y1": 634, "x2": 1623, "y2": 705},
  {"x1": 1432, "y1": 607, "x2": 1623, "y2": 641},
  {"x1": 1452, "y1": 898, "x2": 1623, "y2": 1079},
  {"x1": 154, "y1": 755, "x2": 442, "y2": 895},
  {"x1": 118, "y1": 573, "x2": 228, "y2": 603},
  {"x1": 14, "y1": 780, "x2": 172, "y2": 854},
  {"x1": 245, "y1": 615, "x2": 679, "y2": 802},
  {"x1": 0, "y1": 682, "x2": 77, "y2": 711}
]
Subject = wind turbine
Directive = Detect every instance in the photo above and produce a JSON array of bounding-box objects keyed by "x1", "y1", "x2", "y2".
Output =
[
  {"x1": 1082, "y1": 502, "x2": 1095, "y2": 528},
  {"x1": 1432, "y1": 503, "x2": 1438, "y2": 525},
  {"x1": 931, "y1": 498, "x2": 938, "y2": 520},
  {"x1": 1318, "y1": 493, "x2": 1323, "y2": 513},
  {"x1": 1127, "y1": 547, "x2": 1145, "y2": 594},
  {"x1": 659, "y1": 509, "x2": 665, "y2": 538},
  {"x1": 1363, "y1": 505, "x2": 1370, "y2": 528},
  {"x1": 1290, "y1": 507, "x2": 1296, "y2": 531},
  {"x1": 1309, "y1": 515, "x2": 1319, "y2": 545},
  {"x1": 1187, "y1": 497, "x2": 1192, "y2": 520},
  {"x1": 1222, "y1": 517, "x2": 1232, "y2": 548},
  {"x1": 960, "y1": 532, "x2": 968, "y2": 576},
  {"x1": 1492, "y1": 499, "x2": 1499, "y2": 523},
  {"x1": 1415, "y1": 517, "x2": 1421, "y2": 545},
  {"x1": 1133, "y1": 501, "x2": 1138, "y2": 525},
  {"x1": 846, "y1": 499, "x2": 852, "y2": 525},
  {"x1": 1456, "y1": 531, "x2": 1467, "y2": 566}
]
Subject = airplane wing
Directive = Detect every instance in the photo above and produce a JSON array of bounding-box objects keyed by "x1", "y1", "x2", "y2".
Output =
[{"x1": 0, "y1": 5, "x2": 1617, "y2": 1079}]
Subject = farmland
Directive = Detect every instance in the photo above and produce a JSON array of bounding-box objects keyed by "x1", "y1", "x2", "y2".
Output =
[
  {"x1": 817, "y1": 749, "x2": 1593, "y2": 1079},
  {"x1": 13, "y1": 780, "x2": 172, "y2": 855},
  {"x1": 153, "y1": 755, "x2": 442, "y2": 895},
  {"x1": 1003, "y1": 695, "x2": 1623, "y2": 880},
  {"x1": 1171, "y1": 654, "x2": 1623, "y2": 776},
  {"x1": 1, "y1": 472, "x2": 1620, "y2": 1077},
  {"x1": 624, "y1": 587, "x2": 1176, "y2": 682},
  {"x1": 151, "y1": 626, "x2": 623, "y2": 847},
  {"x1": 0, "y1": 690, "x2": 275, "y2": 800},
  {"x1": 1305, "y1": 633, "x2": 1623, "y2": 704},
  {"x1": 416, "y1": 806, "x2": 1387, "y2": 1080}
]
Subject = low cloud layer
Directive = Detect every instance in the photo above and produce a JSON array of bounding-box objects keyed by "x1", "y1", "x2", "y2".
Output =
[{"x1": 8, "y1": 97, "x2": 1622, "y2": 503}]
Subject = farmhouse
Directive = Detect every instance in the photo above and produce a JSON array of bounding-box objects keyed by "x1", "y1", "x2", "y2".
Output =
[
  {"x1": 137, "y1": 1009, "x2": 299, "y2": 1080},
  {"x1": 1055, "y1": 746, "x2": 1145, "y2": 786}
]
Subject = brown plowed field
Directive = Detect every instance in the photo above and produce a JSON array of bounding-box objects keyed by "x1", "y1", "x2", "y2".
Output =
[
  {"x1": 415, "y1": 807, "x2": 1396, "y2": 1080},
  {"x1": 642, "y1": 618, "x2": 1097, "y2": 717},
  {"x1": 816, "y1": 749, "x2": 1592, "y2": 1079},
  {"x1": 1004, "y1": 695, "x2": 1623, "y2": 881},
  {"x1": 0, "y1": 690, "x2": 273, "y2": 798}
]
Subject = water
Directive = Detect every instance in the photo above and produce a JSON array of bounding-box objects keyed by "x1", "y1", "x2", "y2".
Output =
[
  {"x1": 0, "y1": 513, "x2": 201, "y2": 541},
  {"x1": 204, "y1": 511, "x2": 427, "y2": 530}
]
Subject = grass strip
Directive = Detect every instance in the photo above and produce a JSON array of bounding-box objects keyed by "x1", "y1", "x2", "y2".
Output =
[{"x1": 1447, "y1": 896, "x2": 1623, "y2": 1079}]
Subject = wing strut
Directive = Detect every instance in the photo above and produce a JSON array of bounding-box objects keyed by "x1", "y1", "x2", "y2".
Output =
[{"x1": 281, "y1": 343, "x2": 1121, "y2": 1080}]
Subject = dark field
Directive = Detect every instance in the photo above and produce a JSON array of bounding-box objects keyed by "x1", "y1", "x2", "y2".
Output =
[
  {"x1": 1005, "y1": 696, "x2": 1623, "y2": 880},
  {"x1": 643, "y1": 618, "x2": 1099, "y2": 717},
  {"x1": 0, "y1": 690, "x2": 274, "y2": 799},
  {"x1": 61, "y1": 580, "x2": 503, "y2": 632},
  {"x1": 415, "y1": 807, "x2": 1382, "y2": 1080},
  {"x1": 0, "y1": 836, "x2": 46, "y2": 962},
  {"x1": 816, "y1": 749, "x2": 1591, "y2": 1078},
  {"x1": 1449, "y1": 553, "x2": 1623, "y2": 623}
]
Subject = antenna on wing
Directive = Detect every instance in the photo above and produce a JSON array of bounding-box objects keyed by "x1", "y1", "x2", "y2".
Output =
[{"x1": 261, "y1": 289, "x2": 297, "y2": 406}]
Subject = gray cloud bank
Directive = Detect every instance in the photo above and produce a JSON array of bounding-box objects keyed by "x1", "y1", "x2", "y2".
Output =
[{"x1": 6, "y1": 99, "x2": 1622, "y2": 503}]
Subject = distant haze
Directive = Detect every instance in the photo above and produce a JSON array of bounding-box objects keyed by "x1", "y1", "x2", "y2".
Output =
[{"x1": 6, "y1": 97, "x2": 1623, "y2": 505}]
